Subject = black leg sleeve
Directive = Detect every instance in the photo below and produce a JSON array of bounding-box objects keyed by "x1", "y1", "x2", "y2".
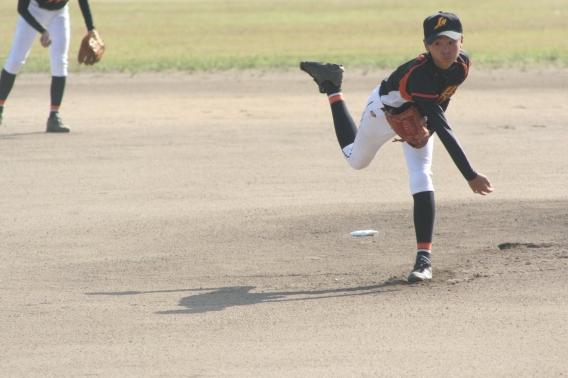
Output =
[
  {"x1": 413, "y1": 191, "x2": 435, "y2": 243},
  {"x1": 330, "y1": 101, "x2": 357, "y2": 149},
  {"x1": 0, "y1": 69, "x2": 17, "y2": 102},
  {"x1": 50, "y1": 76, "x2": 67, "y2": 108}
]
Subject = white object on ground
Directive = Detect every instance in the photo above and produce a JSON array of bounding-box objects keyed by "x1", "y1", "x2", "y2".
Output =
[{"x1": 350, "y1": 230, "x2": 379, "y2": 237}]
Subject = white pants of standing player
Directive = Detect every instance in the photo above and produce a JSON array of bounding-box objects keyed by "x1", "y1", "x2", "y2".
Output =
[
  {"x1": 340, "y1": 86, "x2": 434, "y2": 195},
  {"x1": 4, "y1": 1, "x2": 70, "y2": 77}
]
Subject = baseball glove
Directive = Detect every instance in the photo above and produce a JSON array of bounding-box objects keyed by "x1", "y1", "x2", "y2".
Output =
[
  {"x1": 384, "y1": 106, "x2": 430, "y2": 148},
  {"x1": 78, "y1": 30, "x2": 105, "y2": 65}
]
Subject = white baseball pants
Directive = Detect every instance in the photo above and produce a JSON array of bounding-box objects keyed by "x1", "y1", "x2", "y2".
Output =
[
  {"x1": 4, "y1": 1, "x2": 70, "y2": 77},
  {"x1": 341, "y1": 86, "x2": 434, "y2": 195}
]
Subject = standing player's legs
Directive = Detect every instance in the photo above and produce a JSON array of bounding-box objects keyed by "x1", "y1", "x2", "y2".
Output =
[
  {"x1": 45, "y1": 5, "x2": 71, "y2": 133},
  {"x1": 403, "y1": 139, "x2": 435, "y2": 282},
  {"x1": 0, "y1": 15, "x2": 38, "y2": 125}
]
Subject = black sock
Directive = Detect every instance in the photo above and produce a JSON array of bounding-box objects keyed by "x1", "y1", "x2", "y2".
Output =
[
  {"x1": 413, "y1": 191, "x2": 435, "y2": 244},
  {"x1": 0, "y1": 69, "x2": 17, "y2": 103},
  {"x1": 50, "y1": 75, "x2": 66, "y2": 111},
  {"x1": 330, "y1": 101, "x2": 357, "y2": 149}
]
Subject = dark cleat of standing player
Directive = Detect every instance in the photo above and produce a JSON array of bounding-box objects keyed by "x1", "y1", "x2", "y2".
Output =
[
  {"x1": 46, "y1": 113, "x2": 70, "y2": 133},
  {"x1": 407, "y1": 253, "x2": 433, "y2": 282}
]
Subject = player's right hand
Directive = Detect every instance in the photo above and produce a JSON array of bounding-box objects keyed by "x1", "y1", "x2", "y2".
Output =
[
  {"x1": 468, "y1": 173, "x2": 493, "y2": 195},
  {"x1": 40, "y1": 31, "x2": 52, "y2": 48}
]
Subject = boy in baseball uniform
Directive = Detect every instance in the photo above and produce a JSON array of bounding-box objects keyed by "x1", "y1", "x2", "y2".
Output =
[
  {"x1": 300, "y1": 12, "x2": 493, "y2": 282},
  {"x1": 0, "y1": 0, "x2": 99, "y2": 132}
]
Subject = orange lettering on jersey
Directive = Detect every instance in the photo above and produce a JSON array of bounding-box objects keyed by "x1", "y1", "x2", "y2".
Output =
[
  {"x1": 434, "y1": 17, "x2": 447, "y2": 30},
  {"x1": 438, "y1": 85, "x2": 458, "y2": 103}
]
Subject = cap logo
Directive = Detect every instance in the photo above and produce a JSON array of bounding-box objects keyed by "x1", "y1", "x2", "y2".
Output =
[{"x1": 434, "y1": 17, "x2": 447, "y2": 30}]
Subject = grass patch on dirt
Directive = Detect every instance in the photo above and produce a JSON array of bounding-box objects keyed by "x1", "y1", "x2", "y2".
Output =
[{"x1": 0, "y1": 0, "x2": 566, "y2": 73}]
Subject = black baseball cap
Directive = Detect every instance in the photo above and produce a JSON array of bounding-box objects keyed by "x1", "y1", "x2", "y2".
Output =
[{"x1": 423, "y1": 12, "x2": 463, "y2": 45}]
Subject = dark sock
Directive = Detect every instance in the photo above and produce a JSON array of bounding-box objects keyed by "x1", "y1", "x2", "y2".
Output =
[
  {"x1": 413, "y1": 191, "x2": 435, "y2": 244},
  {"x1": 0, "y1": 69, "x2": 17, "y2": 103},
  {"x1": 329, "y1": 100, "x2": 357, "y2": 149},
  {"x1": 50, "y1": 75, "x2": 66, "y2": 112}
]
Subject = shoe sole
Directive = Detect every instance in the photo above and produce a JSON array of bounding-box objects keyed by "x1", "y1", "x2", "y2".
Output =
[
  {"x1": 300, "y1": 61, "x2": 344, "y2": 93},
  {"x1": 46, "y1": 119, "x2": 70, "y2": 133},
  {"x1": 299, "y1": 61, "x2": 344, "y2": 78},
  {"x1": 407, "y1": 272, "x2": 432, "y2": 283}
]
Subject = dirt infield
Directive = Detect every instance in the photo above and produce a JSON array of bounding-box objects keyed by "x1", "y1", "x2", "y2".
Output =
[{"x1": 1, "y1": 68, "x2": 567, "y2": 377}]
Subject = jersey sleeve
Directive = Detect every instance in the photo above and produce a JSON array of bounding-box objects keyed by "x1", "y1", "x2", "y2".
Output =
[
  {"x1": 417, "y1": 101, "x2": 478, "y2": 181},
  {"x1": 78, "y1": 0, "x2": 95, "y2": 31},
  {"x1": 18, "y1": 0, "x2": 46, "y2": 34}
]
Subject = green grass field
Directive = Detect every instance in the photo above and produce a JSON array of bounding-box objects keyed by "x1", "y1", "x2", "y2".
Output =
[{"x1": 0, "y1": 0, "x2": 566, "y2": 73}]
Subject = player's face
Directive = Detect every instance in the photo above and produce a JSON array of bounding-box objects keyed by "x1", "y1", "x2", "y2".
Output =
[{"x1": 424, "y1": 36, "x2": 463, "y2": 69}]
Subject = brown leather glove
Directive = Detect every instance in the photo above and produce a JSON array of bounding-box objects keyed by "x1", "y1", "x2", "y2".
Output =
[
  {"x1": 384, "y1": 106, "x2": 430, "y2": 149},
  {"x1": 78, "y1": 30, "x2": 105, "y2": 65}
]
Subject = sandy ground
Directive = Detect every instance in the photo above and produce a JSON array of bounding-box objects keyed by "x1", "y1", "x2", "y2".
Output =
[{"x1": 1, "y1": 68, "x2": 567, "y2": 377}]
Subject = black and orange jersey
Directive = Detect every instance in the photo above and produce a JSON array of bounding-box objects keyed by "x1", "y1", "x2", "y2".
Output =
[
  {"x1": 18, "y1": 0, "x2": 94, "y2": 34},
  {"x1": 379, "y1": 51, "x2": 470, "y2": 110},
  {"x1": 379, "y1": 51, "x2": 477, "y2": 181}
]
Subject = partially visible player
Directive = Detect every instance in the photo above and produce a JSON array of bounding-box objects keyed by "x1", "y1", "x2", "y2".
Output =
[
  {"x1": 300, "y1": 12, "x2": 493, "y2": 282},
  {"x1": 0, "y1": 0, "x2": 99, "y2": 132}
]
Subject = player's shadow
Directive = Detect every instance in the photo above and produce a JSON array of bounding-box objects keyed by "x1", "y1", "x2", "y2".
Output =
[
  {"x1": 86, "y1": 280, "x2": 407, "y2": 314},
  {"x1": 0, "y1": 131, "x2": 46, "y2": 139}
]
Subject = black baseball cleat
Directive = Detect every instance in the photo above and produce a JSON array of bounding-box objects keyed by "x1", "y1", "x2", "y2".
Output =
[
  {"x1": 46, "y1": 114, "x2": 70, "y2": 133},
  {"x1": 300, "y1": 61, "x2": 344, "y2": 93},
  {"x1": 408, "y1": 255, "x2": 432, "y2": 283}
]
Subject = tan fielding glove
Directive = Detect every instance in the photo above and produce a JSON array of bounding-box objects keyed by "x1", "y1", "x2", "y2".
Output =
[
  {"x1": 384, "y1": 106, "x2": 430, "y2": 149},
  {"x1": 78, "y1": 30, "x2": 105, "y2": 65}
]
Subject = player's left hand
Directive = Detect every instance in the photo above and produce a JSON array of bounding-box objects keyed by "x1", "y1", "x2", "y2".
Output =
[
  {"x1": 40, "y1": 31, "x2": 52, "y2": 48},
  {"x1": 468, "y1": 173, "x2": 493, "y2": 195}
]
